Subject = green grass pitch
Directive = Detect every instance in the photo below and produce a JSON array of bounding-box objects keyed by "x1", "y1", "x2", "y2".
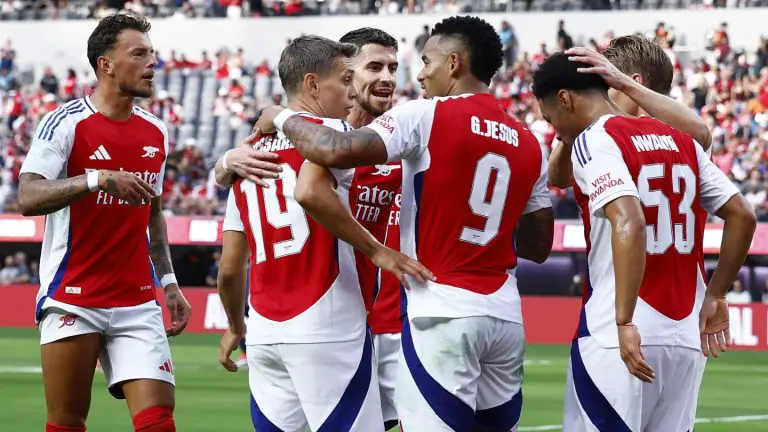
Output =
[{"x1": 0, "y1": 328, "x2": 766, "y2": 431}]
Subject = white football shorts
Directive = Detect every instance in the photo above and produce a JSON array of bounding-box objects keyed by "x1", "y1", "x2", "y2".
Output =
[
  {"x1": 563, "y1": 336, "x2": 700, "y2": 432},
  {"x1": 396, "y1": 316, "x2": 525, "y2": 432},
  {"x1": 247, "y1": 330, "x2": 384, "y2": 432},
  {"x1": 373, "y1": 332, "x2": 401, "y2": 423},
  {"x1": 38, "y1": 299, "x2": 174, "y2": 399}
]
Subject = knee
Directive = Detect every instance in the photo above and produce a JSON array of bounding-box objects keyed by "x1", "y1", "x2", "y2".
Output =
[{"x1": 132, "y1": 406, "x2": 175, "y2": 432}]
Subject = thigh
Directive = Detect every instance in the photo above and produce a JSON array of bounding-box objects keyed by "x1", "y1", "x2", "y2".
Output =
[
  {"x1": 475, "y1": 321, "x2": 525, "y2": 431},
  {"x1": 645, "y1": 347, "x2": 700, "y2": 432},
  {"x1": 374, "y1": 332, "x2": 401, "y2": 423},
  {"x1": 247, "y1": 344, "x2": 308, "y2": 432},
  {"x1": 565, "y1": 337, "x2": 642, "y2": 432},
  {"x1": 101, "y1": 302, "x2": 175, "y2": 401},
  {"x1": 284, "y1": 331, "x2": 383, "y2": 432},
  {"x1": 396, "y1": 317, "x2": 484, "y2": 432},
  {"x1": 40, "y1": 313, "x2": 103, "y2": 426}
]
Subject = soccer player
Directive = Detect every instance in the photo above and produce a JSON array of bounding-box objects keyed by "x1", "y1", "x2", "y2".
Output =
[
  {"x1": 17, "y1": 15, "x2": 190, "y2": 432},
  {"x1": 338, "y1": 27, "x2": 402, "y2": 431},
  {"x1": 215, "y1": 28, "x2": 405, "y2": 428},
  {"x1": 254, "y1": 16, "x2": 554, "y2": 431},
  {"x1": 531, "y1": 53, "x2": 755, "y2": 431},
  {"x1": 215, "y1": 35, "x2": 429, "y2": 432},
  {"x1": 548, "y1": 35, "x2": 713, "y2": 189}
]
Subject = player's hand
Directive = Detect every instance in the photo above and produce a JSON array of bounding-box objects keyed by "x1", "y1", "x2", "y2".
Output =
[
  {"x1": 219, "y1": 327, "x2": 244, "y2": 373},
  {"x1": 164, "y1": 284, "x2": 191, "y2": 337},
  {"x1": 564, "y1": 47, "x2": 635, "y2": 93},
  {"x1": 699, "y1": 295, "x2": 730, "y2": 358},
  {"x1": 370, "y1": 246, "x2": 435, "y2": 289},
  {"x1": 254, "y1": 105, "x2": 285, "y2": 135},
  {"x1": 617, "y1": 323, "x2": 655, "y2": 383},
  {"x1": 98, "y1": 170, "x2": 156, "y2": 206},
  {"x1": 229, "y1": 132, "x2": 282, "y2": 187}
]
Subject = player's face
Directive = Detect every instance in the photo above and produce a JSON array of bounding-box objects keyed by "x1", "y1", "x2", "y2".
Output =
[
  {"x1": 537, "y1": 93, "x2": 580, "y2": 146},
  {"x1": 110, "y1": 29, "x2": 157, "y2": 98},
  {"x1": 352, "y1": 44, "x2": 398, "y2": 116},
  {"x1": 417, "y1": 36, "x2": 452, "y2": 98},
  {"x1": 316, "y1": 56, "x2": 356, "y2": 120}
]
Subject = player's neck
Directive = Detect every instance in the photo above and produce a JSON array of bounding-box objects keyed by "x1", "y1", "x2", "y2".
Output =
[
  {"x1": 447, "y1": 79, "x2": 490, "y2": 97},
  {"x1": 346, "y1": 104, "x2": 375, "y2": 129},
  {"x1": 286, "y1": 96, "x2": 326, "y2": 119},
  {"x1": 581, "y1": 97, "x2": 621, "y2": 130},
  {"x1": 89, "y1": 87, "x2": 135, "y2": 121}
]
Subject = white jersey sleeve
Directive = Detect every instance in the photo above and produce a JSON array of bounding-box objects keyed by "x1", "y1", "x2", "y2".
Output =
[
  {"x1": 222, "y1": 189, "x2": 245, "y2": 232},
  {"x1": 20, "y1": 107, "x2": 75, "y2": 180},
  {"x1": 365, "y1": 99, "x2": 435, "y2": 162},
  {"x1": 156, "y1": 122, "x2": 170, "y2": 196},
  {"x1": 696, "y1": 142, "x2": 739, "y2": 214},
  {"x1": 571, "y1": 129, "x2": 639, "y2": 218},
  {"x1": 524, "y1": 144, "x2": 552, "y2": 214}
]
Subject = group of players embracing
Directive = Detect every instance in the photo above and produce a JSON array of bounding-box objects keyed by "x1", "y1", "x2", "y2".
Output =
[{"x1": 21, "y1": 11, "x2": 755, "y2": 432}]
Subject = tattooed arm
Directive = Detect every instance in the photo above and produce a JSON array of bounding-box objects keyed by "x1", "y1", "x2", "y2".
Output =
[
  {"x1": 281, "y1": 116, "x2": 388, "y2": 168},
  {"x1": 17, "y1": 170, "x2": 156, "y2": 216},
  {"x1": 148, "y1": 196, "x2": 174, "y2": 277},
  {"x1": 149, "y1": 196, "x2": 192, "y2": 336}
]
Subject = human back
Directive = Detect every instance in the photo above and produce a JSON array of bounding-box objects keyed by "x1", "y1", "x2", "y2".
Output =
[
  {"x1": 400, "y1": 93, "x2": 544, "y2": 295},
  {"x1": 571, "y1": 114, "x2": 709, "y2": 350}
]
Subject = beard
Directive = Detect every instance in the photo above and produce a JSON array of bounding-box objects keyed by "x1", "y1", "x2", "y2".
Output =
[
  {"x1": 359, "y1": 96, "x2": 392, "y2": 117},
  {"x1": 120, "y1": 80, "x2": 154, "y2": 99}
]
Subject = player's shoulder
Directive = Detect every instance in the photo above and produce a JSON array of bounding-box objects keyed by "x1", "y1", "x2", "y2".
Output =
[
  {"x1": 35, "y1": 98, "x2": 92, "y2": 142},
  {"x1": 132, "y1": 105, "x2": 168, "y2": 135}
]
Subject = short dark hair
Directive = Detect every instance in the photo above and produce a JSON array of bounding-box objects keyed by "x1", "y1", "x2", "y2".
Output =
[
  {"x1": 87, "y1": 14, "x2": 151, "y2": 74},
  {"x1": 532, "y1": 52, "x2": 609, "y2": 100},
  {"x1": 340, "y1": 27, "x2": 398, "y2": 51},
  {"x1": 431, "y1": 16, "x2": 503, "y2": 86},
  {"x1": 278, "y1": 35, "x2": 358, "y2": 95},
  {"x1": 602, "y1": 35, "x2": 673, "y2": 95}
]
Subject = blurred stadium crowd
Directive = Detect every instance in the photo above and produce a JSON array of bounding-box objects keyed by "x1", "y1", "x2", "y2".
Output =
[
  {"x1": 4, "y1": 19, "x2": 768, "y2": 218},
  {"x1": 3, "y1": 15, "x2": 768, "y2": 301},
  {"x1": 0, "y1": 0, "x2": 763, "y2": 21}
]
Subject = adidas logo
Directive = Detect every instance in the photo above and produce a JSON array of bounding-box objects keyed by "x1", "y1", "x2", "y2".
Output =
[
  {"x1": 89, "y1": 145, "x2": 111, "y2": 161},
  {"x1": 159, "y1": 360, "x2": 174, "y2": 374}
]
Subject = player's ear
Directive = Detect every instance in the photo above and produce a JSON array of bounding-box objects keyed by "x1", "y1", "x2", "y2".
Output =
[
  {"x1": 304, "y1": 73, "x2": 320, "y2": 97},
  {"x1": 447, "y1": 52, "x2": 461, "y2": 77},
  {"x1": 97, "y1": 56, "x2": 113, "y2": 76},
  {"x1": 557, "y1": 89, "x2": 573, "y2": 112},
  {"x1": 631, "y1": 73, "x2": 644, "y2": 86}
]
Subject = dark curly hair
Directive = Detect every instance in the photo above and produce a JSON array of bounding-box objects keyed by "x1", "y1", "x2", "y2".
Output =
[
  {"x1": 87, "y1": 14, "x2": 152, "y2": 74},
  {"x1": 432, "y1": 16, "x2": 503, "y2": 86},
  {"x1": 340, "y1": 27, "x2": 398, "y2": 51},
  {"x1": 532, "y1": 52, "x2": 609, "y2": 100}
]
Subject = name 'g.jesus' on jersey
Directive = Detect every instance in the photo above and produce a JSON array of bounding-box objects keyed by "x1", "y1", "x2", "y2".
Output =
[
  {"x1": 571, "y1": 114, "x2": 739, "y2": 350},
  {"x1": 365, "y1": 93, "x2": 552, "y2": 324}
]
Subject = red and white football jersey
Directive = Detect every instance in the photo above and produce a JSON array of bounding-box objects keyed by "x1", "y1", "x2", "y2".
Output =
[
  {"x1": 366, "y1": 93, "x2": 551, "y2": 323},
  {"x1": 571, "y1": 114, "x2": 739, "y2": 350},
  {"x1": 350, "y1": 163, "x2": 403, "y2": 334},
  {"x1": 20, "y1": 96, "x2": 168, "y2": 321},
  {"x1": 223, "y1": 115, "x2": 368, "y2": 344}
]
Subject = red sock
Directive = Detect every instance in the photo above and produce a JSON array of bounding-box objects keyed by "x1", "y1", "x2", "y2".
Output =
[
  {"x1": 132, "y1": 406, "x2": 175, "y2": 432},
  {"x1": 46, "y1": 423, "x2": 86, "y2": 432}
]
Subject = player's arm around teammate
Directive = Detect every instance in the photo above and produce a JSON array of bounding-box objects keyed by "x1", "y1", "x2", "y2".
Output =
[
  {"x1": 294, "y1": 162, "x2": 434, "y2": 288},
  {"x1": 213, "y1": 131, "x2": 282, "y2": 187},
  {"x1": 548, "y1": 39, "x2": 712, "y2": 189}
]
